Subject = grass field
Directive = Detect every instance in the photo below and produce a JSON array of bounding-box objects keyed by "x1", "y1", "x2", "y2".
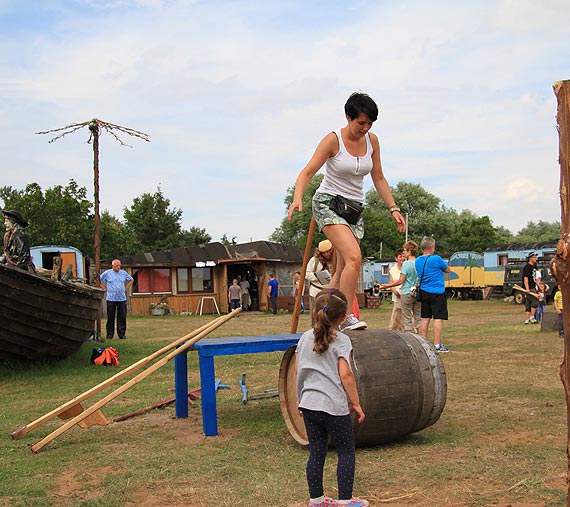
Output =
[{"x1": 0, "y1": 300, "x2": 568, "y2": 506}]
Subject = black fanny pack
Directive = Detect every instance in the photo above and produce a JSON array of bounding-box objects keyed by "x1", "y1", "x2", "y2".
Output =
[{"x1": 330, "y1": 195, "x2": 364, "y2": 225}]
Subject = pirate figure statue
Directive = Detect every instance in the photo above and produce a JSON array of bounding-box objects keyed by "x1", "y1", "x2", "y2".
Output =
[{"x1": 1, "y1": 209, "x2": 35, "y2": 272}]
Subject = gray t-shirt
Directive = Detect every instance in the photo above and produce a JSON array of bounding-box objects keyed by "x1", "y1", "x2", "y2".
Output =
[
  {"x1": 228, "y1": 284, "x2": 241, "y2": 300},
  {"x1": 296, "y1": 329, "x2": 353, "y2": 416}
]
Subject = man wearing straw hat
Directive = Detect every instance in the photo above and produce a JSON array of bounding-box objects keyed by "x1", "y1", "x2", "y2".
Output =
[
  {"x1": 305, "y1": 239, "x2": 335, "y2": 325},
  {"x1": 1, "y1": 209, "x2": 35, "y2": 272}
]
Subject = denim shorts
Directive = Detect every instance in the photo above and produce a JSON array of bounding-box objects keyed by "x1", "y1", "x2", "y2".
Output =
[{"x1": 312, "y1": 192, "x2": 364, "y2": 239}]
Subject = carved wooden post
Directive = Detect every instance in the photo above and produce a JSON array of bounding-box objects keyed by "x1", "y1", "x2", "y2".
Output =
[
  {"x1": 89, "y1": 120, "x2": 102, "y2": 339},
  {"x1": 553, "y1": 79, "x2": 570, "y2": 506}
]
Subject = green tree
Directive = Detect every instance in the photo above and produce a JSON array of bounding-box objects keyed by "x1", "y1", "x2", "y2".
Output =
[
  {"x1": 270, "y1": 177, "x2": 562, "y2": 258},
  {"x1": 270, "y1": 174, "x2": 327, "y2": 248},
  {"x1": 1, "y1": 181, "x2": 213, "y2": 258},
  {"x1": 180, "y1": 226, "x2": 211, "y2": 246},
  {"x1": 0, "y1": 180, "x2": 94, "y2": 255},
  {"x1": 270, "y1": 179, "x2": 463, "y2": 257},
  {"x1": 448, "y1": 211, "x2": 501, "y2": 253},
  {"x1": 360, "y1": 190, "x2": 405, "y2": 258},
  {"x1": 514, "y1": 220, "x2": 561, "y2": 243},
  {"x1": 220, "y1": 233, "x2": 237, "y2": 246},
  {"x1": 494, "y1": 225, "x2": 515, "y2": 245},
  {"x1": 123, "y1": 187, "x2": 183, "y2": 252},
  {"x1": 99, "y1": 211, "x2": 140, "y2": 260},
  {"x1": 388, "y1": 182, "x2": 458, "y2": 254}
]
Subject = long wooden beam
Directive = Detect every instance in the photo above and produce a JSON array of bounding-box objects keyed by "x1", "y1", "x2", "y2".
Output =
[
  {"x1": 12, "y1": 308, "x2": 240, "y2": 440},
  {"x1": 31, "y1": 307, "x2": 241, "y2": 452}
]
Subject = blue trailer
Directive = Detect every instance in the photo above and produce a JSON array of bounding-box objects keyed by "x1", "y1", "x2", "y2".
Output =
[{"x1": 30, "y1": 245, "x2": 86, "y2": 280}]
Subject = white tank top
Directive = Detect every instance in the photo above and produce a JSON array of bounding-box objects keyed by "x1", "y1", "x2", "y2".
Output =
[{"x1": 316, "y1": 129, "x2": 373, "y2": 202}]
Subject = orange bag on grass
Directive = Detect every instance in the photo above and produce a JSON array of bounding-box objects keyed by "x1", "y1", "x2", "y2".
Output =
[{"x1": 91, "y1": 346, "x2": 120, "y2": 366}]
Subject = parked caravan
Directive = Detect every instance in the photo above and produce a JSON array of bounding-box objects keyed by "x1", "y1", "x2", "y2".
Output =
[
  {"x1": 30, "y1": 245, "x2": 86, "y2": 280},
  {"x1": 361, "y1": 259, "x2": 394, "y2": 290},
  {"x1": 444, "y1": 251, "x2": 485, "y2": 299}
]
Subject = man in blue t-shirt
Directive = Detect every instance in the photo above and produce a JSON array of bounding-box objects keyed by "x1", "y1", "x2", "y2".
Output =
[
  {"x1": 100, "y1": 259, "x2": 133, "y2": 340},
  {"x1": 267, "y1": 273, "x2": 279, "y2": 315},
  {"x1": 415, "y1": 237, "x2": 451, "y2": 353}
]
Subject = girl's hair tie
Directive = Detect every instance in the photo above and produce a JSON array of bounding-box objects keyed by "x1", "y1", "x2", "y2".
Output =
[
  {"x1": 328, "y1": 289, "x2": 334, "y2": 294},
  {"x1": 323, "y1": 305, "x2": 329, "y2": 312}
]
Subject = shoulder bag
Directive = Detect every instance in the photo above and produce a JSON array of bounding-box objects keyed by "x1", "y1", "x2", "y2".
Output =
[{"x1": 414, "y1": 255, "x2": 432, "y2": 302}]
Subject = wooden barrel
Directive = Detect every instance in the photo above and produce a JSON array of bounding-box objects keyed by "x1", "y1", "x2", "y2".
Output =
[
  {"x1": 279, "y1": 329, "x2": 447, "y2": 447},
  {"x1": 540, "y1": 312, "x2": 559, "y2": 332}
]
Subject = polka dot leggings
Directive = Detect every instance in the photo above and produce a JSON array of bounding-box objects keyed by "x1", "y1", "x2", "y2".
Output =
[{"x1": 300, "y1": 408, "x2": 356, "y2": 501}]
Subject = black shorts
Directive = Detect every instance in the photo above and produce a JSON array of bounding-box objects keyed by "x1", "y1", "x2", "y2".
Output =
[
  {"x1": 525, "y1": 294, "x2": 539, "y2": 312},
  {"x1": 419, "y1": 290, "x2": 448, "y2": 320}
]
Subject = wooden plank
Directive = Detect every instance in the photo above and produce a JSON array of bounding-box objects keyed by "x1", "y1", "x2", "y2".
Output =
[
  {"x1": 30, "y1": 308, "x2": 241, "y2": 452},
  {"x1": 11, "y1": 309, "x2": 237, "y2": 448}
]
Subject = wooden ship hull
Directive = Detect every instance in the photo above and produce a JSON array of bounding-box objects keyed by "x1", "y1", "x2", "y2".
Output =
[{"x1": 0, "y1": 263, "x2": 104, "y2": 361}]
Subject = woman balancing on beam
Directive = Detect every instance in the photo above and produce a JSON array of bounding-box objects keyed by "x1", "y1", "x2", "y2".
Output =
[{"x1": 288, "y1": 92, "x2": 406, "y2": 331}]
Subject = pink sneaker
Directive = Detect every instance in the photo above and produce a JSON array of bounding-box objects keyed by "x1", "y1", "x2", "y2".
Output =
[
  {"x1": 308, "y1": 497, "x2": 337, "y2": 507},
  {"x1": 338, "y1": 498, "x2": 369, "y2": 507}
]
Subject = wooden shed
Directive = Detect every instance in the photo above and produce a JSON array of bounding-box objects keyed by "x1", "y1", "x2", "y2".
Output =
[{"x1": 111, "y1": 241, "x2": 304, "y2": 315}]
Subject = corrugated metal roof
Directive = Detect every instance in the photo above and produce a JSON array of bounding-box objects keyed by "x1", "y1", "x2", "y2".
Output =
[
  {"x1": 118, "y1": 240, "x2": 303, "y2": 267},
  {"x1": 231, "y1": 241, "x2": 304, "y2": 262},
  {"x1": 484, "y1": 240, "x2": 557, "y2": 252},
  {"x1": 119, "y1": 242, "x2": 230, "y2": 267}
]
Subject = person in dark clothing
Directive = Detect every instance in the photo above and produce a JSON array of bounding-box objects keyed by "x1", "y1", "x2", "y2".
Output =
[
  {"x1": 522, "y1": 252, "x2": 539, "y2": 325},
  {"x1": 267, "y1": 273, "x2": 279, "y2": 315}
]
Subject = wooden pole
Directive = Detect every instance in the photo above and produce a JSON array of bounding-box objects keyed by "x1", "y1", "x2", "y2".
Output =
[
  {"x1": 552, "y1": 79, "x2": 570, "y2": 506},
  {"x1": 89, "y1": 120, "x2": 102, "y2": 339},
  {"x1": 290, "y1": 218, "x2": 316, "y2": 334},
  {"x1": 11, "y1": 310, "x2": 239, "y2": 440},
  {"x1": 111, "y1": 389, "x2": 201, "y2": 423}
]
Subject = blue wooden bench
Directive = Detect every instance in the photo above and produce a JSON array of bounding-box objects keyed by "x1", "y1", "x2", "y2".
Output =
[{"x1": 174, "y1": 334, "x2": 301, "y2": 436}]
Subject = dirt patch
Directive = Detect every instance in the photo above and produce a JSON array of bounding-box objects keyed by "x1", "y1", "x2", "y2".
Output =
[
  {"x1": 127, "y1": 487, "x2": 205, "y2": 507},
  {"x1": 542, "y1": 473, "x2": 567, "y2": 493},
  {"x1": 478, "y1": 429, "x2": 562, "y2": 448},
  {"x1": 111, "y1": 410, "x2": 238, "y2": 446},
  {"x1": 47, "y1": 466, "x2": 115, "y2": 506}
]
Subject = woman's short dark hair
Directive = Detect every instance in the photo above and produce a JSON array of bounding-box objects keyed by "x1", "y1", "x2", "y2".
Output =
[{"x1": 344, "y1": 92, "x2": 378, "y2": 122}]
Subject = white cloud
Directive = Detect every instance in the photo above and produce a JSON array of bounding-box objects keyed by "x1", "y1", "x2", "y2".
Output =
[{"x1": 1, "y1": 0, "x2": 569, "y2": 244}]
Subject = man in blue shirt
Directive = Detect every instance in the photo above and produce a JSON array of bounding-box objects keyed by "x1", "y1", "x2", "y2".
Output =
[
  {"x1": 100, "y1": 259, "x2": 133, "y2": 340},
  {"x1": 415, "y1": 237, "x2": 451, "y2": 353},
  {"x1": 267, "y1": 273, "x2": 279, "y2": 315}
]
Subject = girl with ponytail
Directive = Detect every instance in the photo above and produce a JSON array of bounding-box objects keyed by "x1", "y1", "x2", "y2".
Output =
[{"x1": 295, "y1": 288, "x2": 369, "y2": 507}]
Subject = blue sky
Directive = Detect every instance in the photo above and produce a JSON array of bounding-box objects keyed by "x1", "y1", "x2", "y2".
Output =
[{"x1": 1, "y1": 0, "x2": 568, "y2": 244}]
